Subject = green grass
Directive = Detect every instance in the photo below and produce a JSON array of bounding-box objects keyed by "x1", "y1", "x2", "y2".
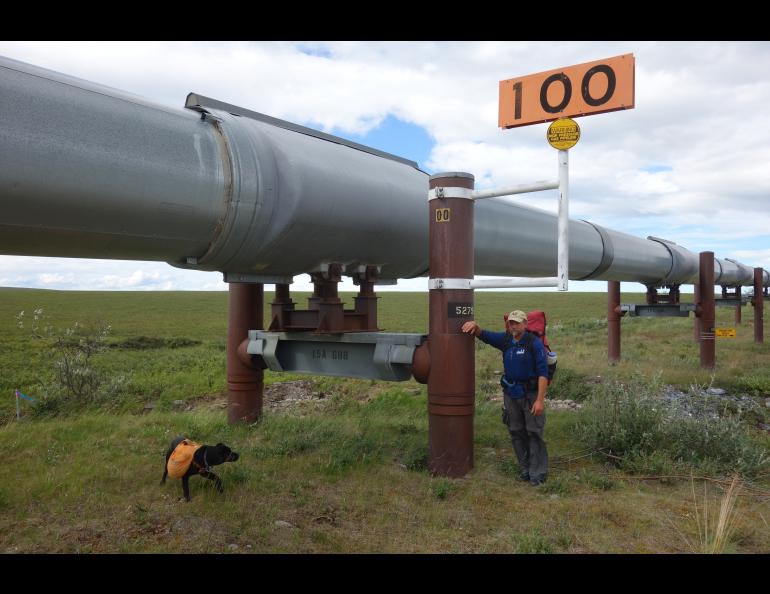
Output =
[{"x1": 0, "y1": 288, "x2": 769, "y2": 553}]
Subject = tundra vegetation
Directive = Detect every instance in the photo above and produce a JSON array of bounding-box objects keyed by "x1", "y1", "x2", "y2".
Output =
[{"x1": 0, "y1": 288, "x2": 768, "y2": 553}]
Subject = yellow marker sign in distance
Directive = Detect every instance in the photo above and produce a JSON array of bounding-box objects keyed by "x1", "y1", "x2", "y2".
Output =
[
  {"x1": 547, "y1": 118, "x2": 580, "y2": 150},
  {"x1": 715, "y1": 328, "x2": 736, "y2": 338}
]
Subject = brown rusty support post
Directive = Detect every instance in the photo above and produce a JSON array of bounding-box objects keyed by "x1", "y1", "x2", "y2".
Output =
[
  {"x1": 755, "y1": 268, "x2": 764, "y2": 343},
  {"x1": 353, "y1": 266, "x2": 380, "y2": 332},
  {"x1": 314, "y1": 265, "x2": 345, "y2": 333},
  {"x1": 608, "y1": 280, "x2": 621, "y2": 364},
  {"x1": 227, "y1": 282, "x2": 264, "y2": 424},
  {"x1": 308, "y1": 277, "x2": 323, "y2": 311},
  {"x1": 669, "y1": 285, "x2": 681, "y2": 304},
  {"x1": 645, "y1": 285, "x2": 657, "y2": 305},
  {"x1": 269, "y1": 283, "x2": 294, "y2": 331},
  {"x1": 428, "y1": 172, "x2": 475, "y2": 478},
  {"x1": 698, "y1": 252, "x2": 715, "y2": 369},
  {"x1": 735, "y1": 286, "x2": 742, "y2": 325},
  {"x1": 693, "y1": 283, "x2": 701, "y2": 343}
]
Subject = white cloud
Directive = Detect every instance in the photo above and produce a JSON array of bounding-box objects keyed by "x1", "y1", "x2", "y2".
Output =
[
  {"x1": 38, "y1": 273, "x2": 76, "y2": 285},
  {"x1": 100, "y1": 270, "x2": 161, "y2": 289}
]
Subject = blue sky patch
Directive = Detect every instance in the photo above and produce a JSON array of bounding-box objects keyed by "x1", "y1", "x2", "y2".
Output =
[
  {"x1": 331, "y1": 115, "x2": 436, "y2": 173},
  {"x1": 297, "y1": 46, "x2": 333, "y2": 59},
  {"x1": 641, "y1": 165, "x2": 673, "y2": 173}
]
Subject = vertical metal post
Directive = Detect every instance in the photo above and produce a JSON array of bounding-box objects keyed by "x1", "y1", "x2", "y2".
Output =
[
  {"x1": 353, "y1": 266, "x2": 380, "y2": 332},
  {"x1": 269, "y1": 283, "x2": 294, "y2": 331},
  {"x1": 735, "y1": 286, "x2": 742, "y2": 325},
  {"x1": 428, "y1": 172, "x2": 475, "y2": 478},
  {"x1": 15, "y1": 392, "x2": 20, "y2": 421},
  {"x1": 608, "y1": 281, "x2": 621, "y2": 364},
  {"x1": 557, "y1": 150, "x2": 569, "y2": 291},
  {"x1": 314, "y1": 265, "x2": 344, "y2": 333},
  {"x1": 693, "y1": 283, "x2": 701, "y2": 343},
  {"x1": 755, "y1": 268, "x2": 764, "y2": 344},
  {"x1": 645, "y1": 286, "x2": 657, "y2": 304},
  {"x1": 308, "y1": 278, "x2": 322, "y2": 311},
  {"x1": 227, "y1": 282, "x2": 264, "y2": 424},
  {"x1": 699, "y1": 252, "x2": 715, "y2": 370}
]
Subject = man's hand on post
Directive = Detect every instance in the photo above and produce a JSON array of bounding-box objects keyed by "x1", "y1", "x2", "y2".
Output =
[
  {"x1": 461, "y1": 321, "x2": 481, "y2": 337},
  {"x1": 531, "y1": 376, "x2": 547, "y2": 416}
]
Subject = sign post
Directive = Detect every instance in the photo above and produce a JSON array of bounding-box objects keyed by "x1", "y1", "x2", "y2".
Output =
[{"x1": 500, "y1": 53, "x2": 635, "y2": 350}]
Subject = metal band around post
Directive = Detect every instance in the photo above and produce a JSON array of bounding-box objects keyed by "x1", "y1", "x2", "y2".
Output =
[
  {"x1": 428, "y1": 187, "x2": 475, "y2": 201},
  {"x1": 428, "y1": 278, "x2": 472, "y2": 290},
  {"x1": 577, "y1": 221, "x2": 615, "y2": 280}
]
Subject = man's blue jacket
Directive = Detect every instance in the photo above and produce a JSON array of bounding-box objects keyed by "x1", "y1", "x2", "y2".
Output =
[{"x1": 479, "y1": 330, "x2": 548, "y2": 398}]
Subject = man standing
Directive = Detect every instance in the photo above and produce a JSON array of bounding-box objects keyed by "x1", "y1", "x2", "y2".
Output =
[{"x1": 461, "y1": 310, "x2": 549, "y2": 486}]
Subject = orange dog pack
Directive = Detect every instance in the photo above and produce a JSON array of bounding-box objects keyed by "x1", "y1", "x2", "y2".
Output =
[{"x1": 166, "y1": 439, "x2": 202, "y2": 478}]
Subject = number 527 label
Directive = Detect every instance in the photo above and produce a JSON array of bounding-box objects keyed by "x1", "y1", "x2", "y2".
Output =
[{"x1": 448, "y1": 302, "x2": 474, "y2": 318}]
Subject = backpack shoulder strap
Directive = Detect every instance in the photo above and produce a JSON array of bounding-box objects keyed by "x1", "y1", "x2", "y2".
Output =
[
  {"x1": 503, "y1": 332, "x2": 512, "y2": 350},
  {"x1": 522, "y1": 332, "x2": 539, "y2": 374}
]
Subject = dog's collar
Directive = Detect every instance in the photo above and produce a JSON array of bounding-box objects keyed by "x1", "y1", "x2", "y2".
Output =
[{"x1": 192, "y1": 449, "x2": 212, "y2": 474}]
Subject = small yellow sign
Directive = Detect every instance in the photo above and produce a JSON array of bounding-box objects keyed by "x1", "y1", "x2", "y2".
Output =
[
  {"x1": 547, "y1": 118, "x2": 581, "y2": 150},
  {"x1": 715, "y1": 327, "x2": 736, "y2": 338},
  {"x1": 435, "y1": 208, "x2": 450, "y2": 223}
]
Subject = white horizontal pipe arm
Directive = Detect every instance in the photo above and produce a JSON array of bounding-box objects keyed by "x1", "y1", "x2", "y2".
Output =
[
  {"x1": 472, "y1": 180, "x2": 559, "y2": 201},
  {"x1": 470, "y1": 277, "x2": 560, "y2": 289}
]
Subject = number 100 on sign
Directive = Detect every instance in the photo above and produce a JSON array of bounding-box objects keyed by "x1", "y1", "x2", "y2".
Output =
[{"x1": 499, "y1": 54, "x2": 635, "y2": 129}]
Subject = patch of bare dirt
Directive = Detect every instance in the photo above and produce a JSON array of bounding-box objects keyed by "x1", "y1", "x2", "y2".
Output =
[
  {"x1": 178, "y1": 381, "x2": 327, "y2": 413},
  {"x1": 264, "y1": 380, "x2": 325, "y2": 410}
]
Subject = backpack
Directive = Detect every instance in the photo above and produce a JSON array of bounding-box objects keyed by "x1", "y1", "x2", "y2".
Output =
[
  {"x1": 503, "y1": 310, "x2": 557, "y2": 385},
  {"x1": 166, "y1": 439, "x2": 202, "y2": 479}
]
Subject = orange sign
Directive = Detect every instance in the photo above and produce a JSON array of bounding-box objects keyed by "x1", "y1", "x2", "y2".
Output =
[{"x1": 499, "y1": 54, "x2": 635, "y2": 129}]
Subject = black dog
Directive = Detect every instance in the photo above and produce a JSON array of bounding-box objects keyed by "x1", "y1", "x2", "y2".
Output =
[{"x1": 161, "y1": 436, "x2": 239, "y2": 501}]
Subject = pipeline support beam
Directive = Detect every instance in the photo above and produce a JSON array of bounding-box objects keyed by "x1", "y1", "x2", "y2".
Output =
[
  {"x1": 608, "y1": 281, "x2": 622, "y2": 364},
  {"x1": 427, "y1": 172, "x2": 475, "y2": 478},
  {"x1": 755, "y1": 268, "x2": 765, "y2": 344},
  {"x1": 698, "y1": 252, "x2": 715, "y2": 370},
  {"x1": 227, "y1": 282, "x2": 264, "y2": 424},
  {"x1": 694, "y1": 283, "x2": 701, "y2": 343}
]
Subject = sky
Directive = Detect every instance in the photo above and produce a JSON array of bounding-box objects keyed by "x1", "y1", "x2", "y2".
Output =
[{"x1": 1, "y1": 41, "x2": 769, "y2": 294}]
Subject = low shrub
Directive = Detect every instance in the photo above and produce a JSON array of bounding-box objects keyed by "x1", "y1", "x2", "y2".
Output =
[
  {"x1": 547, "y1": 367, "x2": 594, "y2": 402},
  {"x1": 16, "y1": 310, "x2": 135, "y2": 417},
  {"x1": 430, "y1": 478, "x2": 453, "y2": 500},
  {"x1": 573, "y1": 377, "x2": 769, "y2": 478},
  {"x1": 514, "y1": 530, "x2": 553, "y2": 554},
  {"x1": 733, "y1": 373, "x2": 770, "y2": 396}
]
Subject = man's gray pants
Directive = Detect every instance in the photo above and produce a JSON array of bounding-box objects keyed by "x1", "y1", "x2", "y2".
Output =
[{"x1": 503, "y1": 391, "x2": 548, "y2": 479}]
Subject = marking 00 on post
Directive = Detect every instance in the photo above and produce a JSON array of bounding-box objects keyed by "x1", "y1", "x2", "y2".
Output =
[
  {"x1": 499, "y1": 54, "x2": 635, "y2": 129},
  {"x1": 435, "y1": 208, "x2": 451, "y2": 222}
]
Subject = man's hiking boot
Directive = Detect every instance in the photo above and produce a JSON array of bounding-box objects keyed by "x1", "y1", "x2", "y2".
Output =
[
  {"x1": 529, "y1": 474, "x2": 546, "y2": 486},
  {"x1": 519, "y1": 471, "x2": 530, "y2": 482}
]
